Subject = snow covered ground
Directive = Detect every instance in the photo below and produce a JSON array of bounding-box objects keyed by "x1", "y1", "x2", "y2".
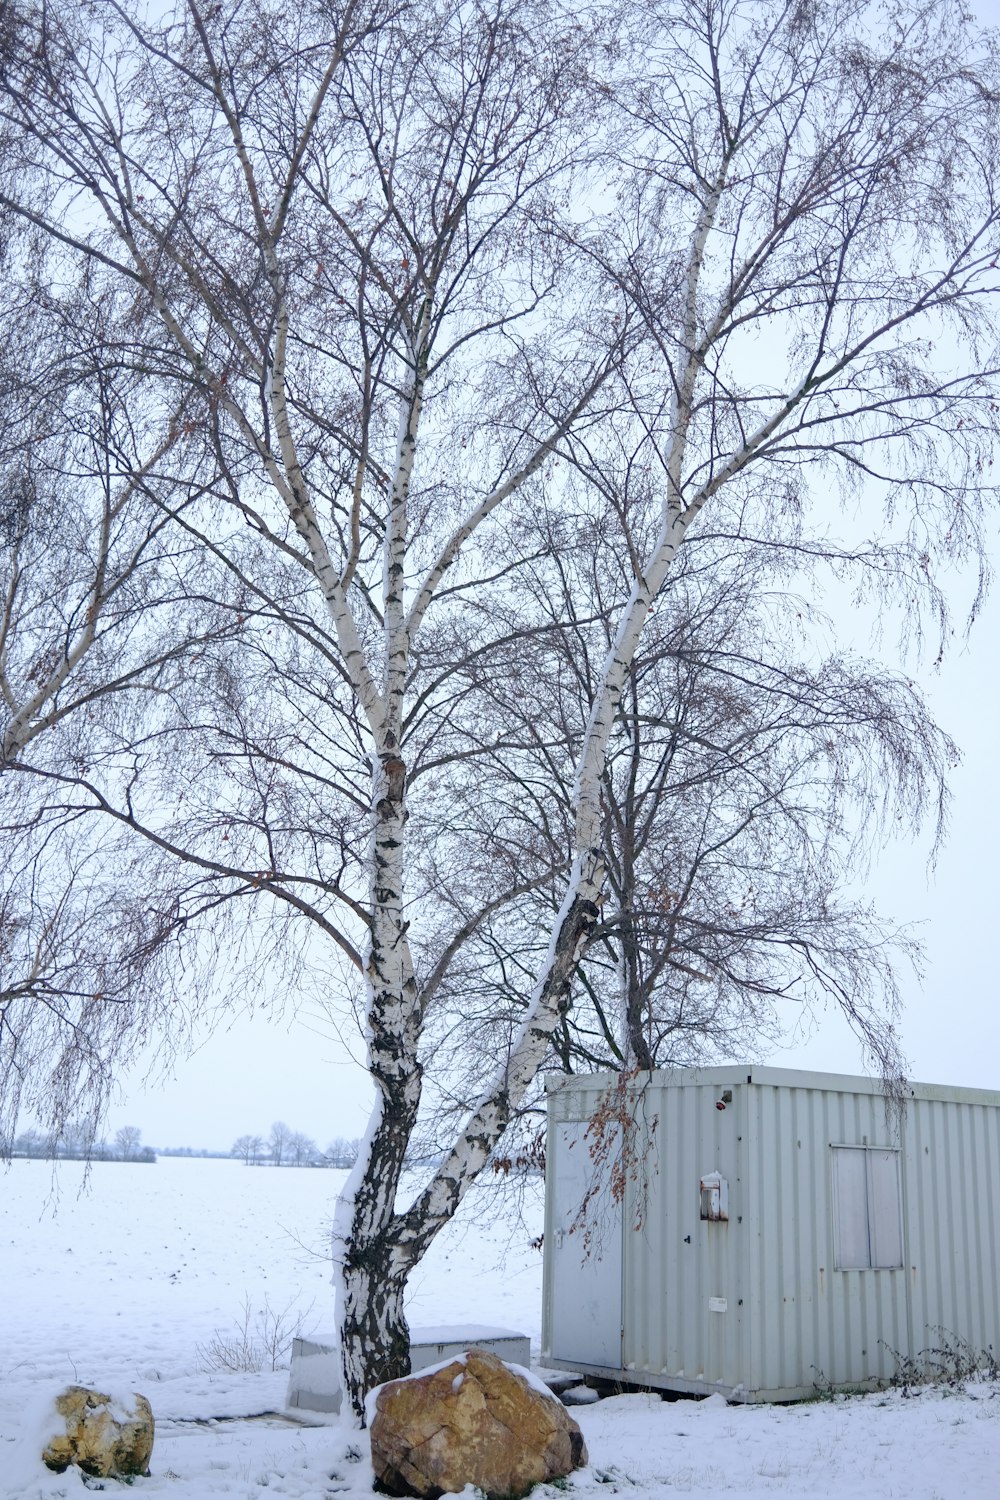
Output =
[{"x1": 2, "y1": 1156, "x2": 998, "y2": 1499}]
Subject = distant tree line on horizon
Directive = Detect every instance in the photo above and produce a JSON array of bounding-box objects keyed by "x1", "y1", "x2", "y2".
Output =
[
  {"x1": 155, "y1": 1144, "x2": 234, "y2": 1159},
  {"x1": 230, "y1": 1125, "x2": 445, "y2": 1170},
  {"x1": 231, "y1": 1123, "x2": 362, "y2": 1169},
  {"x1": 6, "y1": 1123, "x2": 154, "y2": 1163}
]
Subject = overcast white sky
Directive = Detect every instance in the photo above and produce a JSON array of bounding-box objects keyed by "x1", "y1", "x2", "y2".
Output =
[{"x1": 773, "y1": 584, "x2": 1000, "y2": 1087}]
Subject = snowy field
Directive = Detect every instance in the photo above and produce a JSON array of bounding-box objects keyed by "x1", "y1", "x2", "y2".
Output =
[{"x1": 2, "y1": 1157, "x2": 998, "y2": 1500}]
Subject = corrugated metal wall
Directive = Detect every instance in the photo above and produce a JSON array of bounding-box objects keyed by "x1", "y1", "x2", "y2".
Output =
[
  {"x1": 545, "y1": 1069, "x2": 751, "y2": 1394},
  {"x1": 743, "y1": 1078, "x2": 910, "y2": 1395},
  {"x1": 902, "y1": 1088, "x2": 1000, "y2": 1371},
  {"x1": 619, "y1": 1073, "x2": 746, "y2": 1393},
  {"x1": 544, "y1": 1068, "x2": 1000, "y2": 1401}
]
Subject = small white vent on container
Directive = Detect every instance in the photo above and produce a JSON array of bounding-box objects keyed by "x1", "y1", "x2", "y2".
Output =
[{"x1": 699, "y1": 1172, "x2": 729, "y2": 1221}]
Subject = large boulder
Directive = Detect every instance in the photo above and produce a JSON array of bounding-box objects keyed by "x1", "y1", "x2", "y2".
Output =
[
  {"x1": 41, "y1": 1385, "x2": 154, "y2": 1479},
  {"x1": 369, "y1": 1348, "x2": 588, "y2": 1500}
]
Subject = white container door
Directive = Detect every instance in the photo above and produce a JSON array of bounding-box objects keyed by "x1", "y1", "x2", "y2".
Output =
[{"x1": 549, "y1": 1121, "x2": 623, "y2": 1368}]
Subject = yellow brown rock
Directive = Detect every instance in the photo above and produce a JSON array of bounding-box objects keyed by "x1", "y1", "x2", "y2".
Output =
[
  {"x1": 369, "y1": 1348, "x2": 588, "y2": 1499},
  {"x1": 41, "y1": 1385, "x2": 154, "y2": 1478}
]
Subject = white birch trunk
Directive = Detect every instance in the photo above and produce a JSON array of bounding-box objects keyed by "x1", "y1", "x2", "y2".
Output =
[{"x1": 334, "y1": 324, "x2": 429, "y2": 1417}]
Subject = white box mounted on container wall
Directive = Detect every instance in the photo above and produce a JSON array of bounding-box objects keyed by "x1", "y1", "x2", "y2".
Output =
[{"x1": 700, "y1": 1171, "x2": 729, "y2": 1221}]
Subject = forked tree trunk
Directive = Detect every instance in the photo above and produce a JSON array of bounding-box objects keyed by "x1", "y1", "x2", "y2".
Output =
[
  {"x1": 332, "y1": 233, "x2": 711, "y2": 1419},
  {"x1": 334, "y1": 857, "x2": 604, "y2": 1420}
]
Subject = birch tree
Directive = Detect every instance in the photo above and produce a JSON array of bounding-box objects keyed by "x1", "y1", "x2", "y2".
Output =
[{"x1": 1, "y1": 0, "x2": 998, "y2": 1417}]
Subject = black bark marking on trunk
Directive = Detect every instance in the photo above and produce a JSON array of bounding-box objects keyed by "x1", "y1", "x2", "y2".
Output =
[{"x1": 339, "y1": 1236, "x2": 411, "y2": 1421}]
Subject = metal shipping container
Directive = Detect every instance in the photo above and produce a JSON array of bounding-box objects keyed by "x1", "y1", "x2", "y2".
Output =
[{"x1": 542, "y1": 1066, "x2": 1000, "y2": 1402}]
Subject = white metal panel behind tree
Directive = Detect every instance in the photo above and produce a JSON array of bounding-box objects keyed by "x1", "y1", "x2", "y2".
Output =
[{"x1": 548, "y1": 1123, "x2": 623, "y2": 1370}]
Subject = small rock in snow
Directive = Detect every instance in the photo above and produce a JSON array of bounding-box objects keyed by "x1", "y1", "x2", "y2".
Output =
[{"x1": 561, "y1": 1386, "x2": 600, "y2": 1406}]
